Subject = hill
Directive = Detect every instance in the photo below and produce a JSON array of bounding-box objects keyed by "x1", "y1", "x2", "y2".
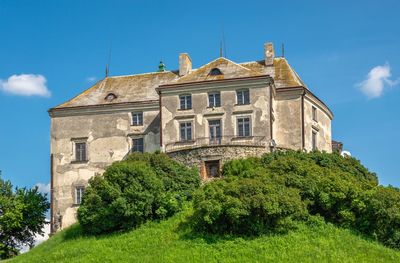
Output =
[{"x1": 11, "y1": 204, "x2": 400, "y2": 263}]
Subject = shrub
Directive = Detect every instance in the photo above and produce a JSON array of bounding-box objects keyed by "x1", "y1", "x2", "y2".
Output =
[
  {"x1": 192, "y1": 176, "x2": 307, "y2": 235},
  {"x1": 78, "y1": 153, "x2": 199, "y2": 235}
]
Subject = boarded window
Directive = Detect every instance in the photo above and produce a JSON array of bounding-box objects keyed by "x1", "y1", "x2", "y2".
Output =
[
  {"x1": 179, "y1": 94, "x2": 192, "y2": 110},
  {"x1": 312, "y1": 130, "x2": 317, "y2": 151},
  {"x1": 236, "y1": 89, "x2": 250, "y2": 105},
  {"x1": 132, "y1": 138, "x2": 144, "y2": 153},
  {"x1": 312, "y1": 106, "x2": 317, "y2": 122},
  {"x1": 180, "y1": 122, "x2": 192, "y2": 141},
  {"x1": 237, "y1": 117, "x2": 251, "y2": 137}
]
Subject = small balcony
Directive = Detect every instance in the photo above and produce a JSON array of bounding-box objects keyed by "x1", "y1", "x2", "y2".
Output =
[{"x1": 164, "y1": 135, "x2": 268, "y2": 153}]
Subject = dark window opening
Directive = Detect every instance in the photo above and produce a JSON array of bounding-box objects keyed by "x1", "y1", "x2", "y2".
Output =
[
  {"x1": 75, "y1": 142, "x2": 87, "y2": 162},
  {"x1": 105, "y1": 93, "x2": 117, "y2": 101},
  {"x1": 312, "y1": 131, "x2": 317, "y2": 151},
  {"x1": 209, "y1": 68, "x2": 223, "y2": 76},
  {"x1": 132, "y1": 138, "x2": 144, "y2": 153}
]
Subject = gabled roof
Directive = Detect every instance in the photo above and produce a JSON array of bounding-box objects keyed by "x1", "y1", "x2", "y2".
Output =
[
  {"x1": 52, "y1": 57, "x2": 308, "y2": 110},
  {"x1": 172, "y1": 57, "x2": 263, "y2": 84}
]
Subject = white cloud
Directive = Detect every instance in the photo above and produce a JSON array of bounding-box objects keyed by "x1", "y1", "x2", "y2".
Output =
[
  {"x1": 357, "y1": 64, "x2": 399, "y2": 99},
  {"x1": 0, "y1": 74, "x2": 51, "y2": 97},
  {"x1": 35, "y1": 182, "x2": 50, "y2": 195},
  {"x1": 86, "y1": 76, "x2": 97, "y2": 83},
  {"x1": 20, "y1": 221, "x2": 50, "y2": 253}
]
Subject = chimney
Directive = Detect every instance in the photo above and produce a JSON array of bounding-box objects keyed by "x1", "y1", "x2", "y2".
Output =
[
  {"x1": 264, "y1": 42, "x2": 274, "y2": 66},
  {"x1": 179, "y1": 53, "x2": 192, "y2": 76}
]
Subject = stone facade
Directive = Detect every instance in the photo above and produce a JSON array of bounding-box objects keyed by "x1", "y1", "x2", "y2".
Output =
[{"x1": 49, "y1": 42, "x2": 334, "y2": 233}]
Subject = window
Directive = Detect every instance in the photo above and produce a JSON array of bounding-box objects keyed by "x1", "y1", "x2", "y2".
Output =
[
  {"x1": 209, "y1": 68, "x2": 223, "y2": 76},
  {"x1": 209, "y1": 119, "x2": 222, "y2": 144},
  {"x1": 132, "y1": 138, "x2": 144, "y2": 153},
  {"x1": 208, "y1": 92, "x2": 221, "y2": 107},
  {"x1": 180, "y1": 122, "x2": 192, "y2": 141},
  {"x1": 312, "y1": 130, "x2": 317, "y2": 151},
  {"x1": 236, "y1": 89, "x2": 250, "y2": 105},
  {"x1": 105, "y1": 93, "x2": 117, "y2": 102},
  {"x1": 179, "y1": 94, "x2": 192, "y2": 110},
  {"x1": 312, "y1": 106, "x2": 317, "y2": 122},
  {"x1": 132, "y1": 112, "x2": 143, "y2": 126},
  {"x1": 75, "y1": 186, "x2": 85, "y2": 205},
  {"x1": 237, "y1": 117, "x2": 251, "y2": 137},
  {"x1": 75, "y1": 142, "x2": 87, "y2": 162}
]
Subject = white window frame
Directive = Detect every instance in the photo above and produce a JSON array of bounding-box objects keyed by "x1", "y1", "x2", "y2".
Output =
[
  {"x1": 179, "y1": 121, "x2": 193, "y2": 141},
  {"x1": 131, "y1": 112, "x2": 144, "y2": 126},
  {"x1": 75, "y1": 186, "x2": 85, "y2": 205}
]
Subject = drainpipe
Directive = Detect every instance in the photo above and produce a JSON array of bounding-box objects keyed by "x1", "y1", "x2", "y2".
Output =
[
  {"x1": 158, "y1": 90, "x2": 163, "y2": 150},
  {"x1": 50, "y1": 153, "x2": 54, "y2": 234},
  {"x1": 301, "y1": 90, "x2": 306, "y2": 150}
]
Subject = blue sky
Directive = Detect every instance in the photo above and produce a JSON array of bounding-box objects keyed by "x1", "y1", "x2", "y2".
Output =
[{"x1": 0, "y1": 0, "x2": 399, "y2": 191}]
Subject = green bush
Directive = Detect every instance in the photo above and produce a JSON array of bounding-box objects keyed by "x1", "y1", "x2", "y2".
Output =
[
  {"x1": 77, "y1": 152, "x2": 199, "y2": 235},
  {"x1": 192, "y1": 176, "x2": 307, "y2": 235},
  {"x1": 193, "y1": 151, "x2": 400, "y2": 250}
]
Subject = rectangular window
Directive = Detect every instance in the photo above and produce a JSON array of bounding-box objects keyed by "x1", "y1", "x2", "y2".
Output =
[
  {"x1": 75, "y1": 142, "x2": 87, "y2": 162},
  {"x1": 180, "y1": 122, "x2": 192, "y2": 141},
  {"x1": 237, "y1": 117, "x2": 251, "y2": 137},
  {"x1": 132, "y1": 138, "x2": 144, "y2": 153},
  {"x1": 312, "y1": 130, "x2": 317, "y2": 151},
  {"x1": 179, "y1": 94, "x2": 192, "y2": 110},
  {"x1": 209, "y1": 119, "x2": 222, "y2": 144},
  {"x1": 312, "y1": 106, "x2": 317, "y2": 122},
  {"x1": 132, "y1": 112, "x2": 143, "y2": 126},
  {"x1": 75, "y1": 186, "x2": 85, "y2": 205},
  {"x1": 236, "y1": 89, "x2": 250, "y2": 105},
  {"x1": 208, "y1": 92, "x2": 221, "y2": 107}
]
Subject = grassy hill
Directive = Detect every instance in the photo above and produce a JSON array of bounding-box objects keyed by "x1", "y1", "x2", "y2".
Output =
[{"x1": 11, "y1": 205, "x2": 400, "y2": 263}]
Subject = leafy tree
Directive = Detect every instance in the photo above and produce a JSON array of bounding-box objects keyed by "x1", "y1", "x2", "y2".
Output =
[
  {"x1": 0, "y1": 175, "x2": 50, "y2": 259},
  {"x1": 78, "y1": 152, "x2": 199, "y2": 235}
]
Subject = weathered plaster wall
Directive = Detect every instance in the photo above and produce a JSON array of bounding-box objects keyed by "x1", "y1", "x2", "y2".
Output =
[
  {"x1": 168, "y1": 145, "x2": 270, "y2": 179},
  {"x1": 51, "y1": 108, "x2": 160, "y2": 230},
  {"x1": 161, "y1": 83, "x2": 271, "y2": 149},
  {"x1": 273, "y1": 91, "x2": 302, "y2": 150},
  {"x1": 303, "y1": 97, "x2": 332, "y2": 152}
]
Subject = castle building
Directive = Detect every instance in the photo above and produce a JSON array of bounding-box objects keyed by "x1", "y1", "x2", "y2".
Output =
[{"x1": 48, "y1": 43, "x2": 333, "y2": 232}]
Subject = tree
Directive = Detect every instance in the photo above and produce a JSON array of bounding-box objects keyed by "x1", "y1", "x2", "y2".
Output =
[{"x1": 0, "y1": 175, "x2": 50, "y2": 259}]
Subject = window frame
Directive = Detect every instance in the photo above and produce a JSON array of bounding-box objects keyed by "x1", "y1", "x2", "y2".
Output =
[
  {"x1": 236, "y1": 116, "x2": 252, "y2": 137},
  {"x1": 312, "y1": 106, "x2": 318, "y2": 122},
  {"x1": 236, "y1": 89, "x2": 250, "y2": 105},
  {"x1": 131, "y1": 111, "x2": 144, "y2": 126},
  {"x1": 179, "y1": 94, "x2": 192, "y2": 110},
  {"x1": 312, "y1": 130, "x2": 318, "y2": 151},
  {"x1": 208, "y1": 92, "x2": 221, "y2": 108},
  {"x1": 75, "y1": 186, "x2": 85, "y2": 205},
  {"x1": 179, "y1": 121, "x2": 193, "y2": 141},
  {"x1": 72, "y1": 138, "x2": 88, "y2": 163},
  {"x1": 132, "y1": 137, "x2": 144, "y2": 153}
]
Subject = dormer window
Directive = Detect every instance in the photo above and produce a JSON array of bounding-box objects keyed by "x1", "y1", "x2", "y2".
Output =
[
  {"x1": 209, "y1": 68, "x2": 223, "y2": 76},
  {"x1": 105, "y1": 93, "x2": 117, "y2": 102}
]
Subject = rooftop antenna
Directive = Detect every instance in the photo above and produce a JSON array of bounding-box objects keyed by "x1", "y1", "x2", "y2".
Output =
[
  {"x1": 219, "y1": 41, "x2": 223, "y2": 57},
  {"x1": 281, "y1": 43, "x2": 285, "y2": 58},
  {"x1": 105, "y1": 43, "x2": 112, "y2": 78},
  {"x1": 222, "y1": 25, "x2": 227, "y2": 58}
]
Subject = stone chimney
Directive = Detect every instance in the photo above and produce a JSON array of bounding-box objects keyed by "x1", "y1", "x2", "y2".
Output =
[
  {"x1": 179, "y1": 53, "x2": 192, "y2": 76},
  {"x1": 264, "y1": 42, "x2": 274, "y2": 66}
]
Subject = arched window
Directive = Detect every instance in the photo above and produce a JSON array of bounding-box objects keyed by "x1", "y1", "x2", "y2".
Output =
[
  {"x1": 105, "y1": 93, "x2": 117, "y2": 101},
  {"x1": 209, "y1": 68, "x2": 223, "y2": 76}
]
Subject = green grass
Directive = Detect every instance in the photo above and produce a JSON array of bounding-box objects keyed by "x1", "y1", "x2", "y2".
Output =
[{"x1": 11, "y1": 205, "x2": 400, "y2": 263}]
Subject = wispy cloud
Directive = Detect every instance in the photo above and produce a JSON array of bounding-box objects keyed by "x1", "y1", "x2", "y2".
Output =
[
  {"x1": 86, "y1": 76, "x2": 97, "y2": 83},
  {"x1": 357, "y1": 63, "x2": 399, "y2": 99},
  {"x1": 0, "y1": 74, "x2": 51, "y2": 97},
  {"x1": 35, "y1": 182, "x2": 50, "y2": 195}
]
